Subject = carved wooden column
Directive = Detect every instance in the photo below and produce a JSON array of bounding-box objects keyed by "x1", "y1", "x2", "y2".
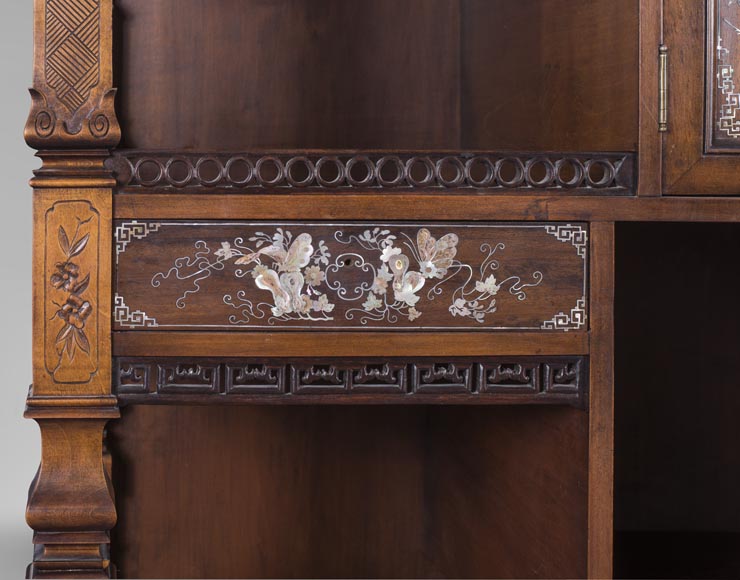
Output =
[{"x1": 24, "y1": 1, "x2": 120, "y2": 577}]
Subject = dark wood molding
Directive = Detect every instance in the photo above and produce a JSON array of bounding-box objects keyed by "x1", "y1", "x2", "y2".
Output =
[
  {"x1": 108, "y1": 150, "x2": 635, "y2": 195},
  {"x1": 114, "y1": 357, "x2": 587, "y2": 407}
]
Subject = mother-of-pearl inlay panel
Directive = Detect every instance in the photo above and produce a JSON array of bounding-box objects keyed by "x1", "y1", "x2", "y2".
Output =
[{"x1": 114, "y1": 222, "x2": 588, "y2": 331}]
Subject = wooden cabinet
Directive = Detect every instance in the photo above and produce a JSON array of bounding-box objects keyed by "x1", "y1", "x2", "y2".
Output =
[{"x1": 22, "y1": 1, "x2": 740, "y2": 579}]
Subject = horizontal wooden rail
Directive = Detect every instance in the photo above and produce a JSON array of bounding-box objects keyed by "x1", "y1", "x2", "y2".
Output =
[
  {"x1": 113, "y1": 331, "x2": 590, "y2": 358},
  {"x1": 113, "y1": 194, "x2": 740, "y2": 222}
]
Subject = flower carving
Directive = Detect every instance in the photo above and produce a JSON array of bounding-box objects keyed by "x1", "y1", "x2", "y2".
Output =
[
  {"x1": 50, "y1": 262, "x2": 81, "y2": 291},
  {"x1": 50, "y1": 218, "x2": 93, "y2": 367}
]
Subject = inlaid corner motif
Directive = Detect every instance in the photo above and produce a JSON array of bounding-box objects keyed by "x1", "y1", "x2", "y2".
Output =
[
  {"x1": 709, "y1": 0, "x2": 740, "y2": 147},
  {"x1": 45, "y1": 201, "x2": 99, "y2": 383},
  {"x1": 114, "y1": 223, "x2": 588, "y2": 331}
]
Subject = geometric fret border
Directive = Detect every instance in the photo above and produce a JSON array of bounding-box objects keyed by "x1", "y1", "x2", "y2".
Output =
[{"x1": 114, "y1": 357, "x2": 587, "y2": 407}]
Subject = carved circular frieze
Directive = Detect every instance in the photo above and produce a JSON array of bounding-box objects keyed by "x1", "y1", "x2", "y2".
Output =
[
  {"x1": 406, "y1": 157, "x2": 436, "y2": 187},
  {"x1": 495, "y1": 157, "x2": 526, "y2": 188},
  {"x1": 345, "y1": 156, "x2": 376, "y2": 187},
  {"x1": 285, "y1": 156, "x2": 316, "y2": 188},
  {"x1": 112, "y1": 152, "x2": 631, "y2": 192},
  {"x1": 376, "y1": 156, "x2": 406, "y2": 187},
  {"x1": 436, "y1": 156, "x2": 466, "y2": 187},
  {"x1": 465, "y1": 157, "x2": 496, "y2": 187}
]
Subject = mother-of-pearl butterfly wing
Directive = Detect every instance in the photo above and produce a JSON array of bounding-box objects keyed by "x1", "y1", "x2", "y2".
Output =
[
  {"x1": 417, "y1": 229, "x2": 459, "y2": 275},
  {"x1": 279, "y1": 233, "x2": 314, "y2": 272},
  {"x1": 255, "y1": 269, "x2": 291, "y2": 312},
  {"x1": 417, "y1": 229, "x2": 435, "y2": 261},
  {"x1": 234, "y1": 244, "x2": 287, "y2": 266}
]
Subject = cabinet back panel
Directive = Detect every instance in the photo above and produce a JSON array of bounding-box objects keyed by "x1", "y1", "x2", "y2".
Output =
[
  {"x1": 109, "y1": 405, "x2": 587, "y2": 579},
  {"x1": 114, "y1": 0, "x2": 638, "y2": 151},
  {"x1": 615, "y1": 223, "x2": 740, "y2": 532}
]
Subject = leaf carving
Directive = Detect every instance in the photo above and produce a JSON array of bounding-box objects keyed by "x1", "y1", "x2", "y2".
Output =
[
  {"x1": 73, "y1": 274, "x2": 90, "y2": 296},
  {"x1": 55, "y1": 323, "x2": 73, "y2": 344},
  {"x1": 74, "y1": 328, "x2": 90, "y2": 354},
  {"x1": 69, "y1": 234, "x2": 90, "y2": 258},
  {"x1": 58, "y1": 226, "x2": 70, "y2": 255},
  {"x1": 65, "y1": 335, "x2": 76, "y2": 360}
]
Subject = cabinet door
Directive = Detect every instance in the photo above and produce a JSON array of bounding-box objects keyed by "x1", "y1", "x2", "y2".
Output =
[{"x1": 664, "y1": 0, "x2": 740, "y2": 195}]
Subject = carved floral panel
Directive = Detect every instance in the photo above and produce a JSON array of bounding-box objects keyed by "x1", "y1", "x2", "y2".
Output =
[
  {"x1": 708, "y1": 0, "x2": 740, "y2": 149},
  {"x1": 114, "y1": 222, "x2": 587, "y2": 331},
  {"x1": 44, "y1": 200, "x2": 100, "y2": 384}
]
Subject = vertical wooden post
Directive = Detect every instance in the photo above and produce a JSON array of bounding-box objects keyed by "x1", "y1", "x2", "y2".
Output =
[
  {"x1": 638, "y1": 0, "x2": 663, "y2": 196},
  {"x1": 25, "y1": 0, "x2": 120, "y2": 577},
  {"x1": 587, "y1": 222, "x2": 616, "y2": 579}
]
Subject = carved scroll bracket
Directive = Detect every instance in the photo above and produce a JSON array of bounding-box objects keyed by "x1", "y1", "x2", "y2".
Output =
[{"x1": 25, "y1": 0, "x2": 120, "y2": 151}]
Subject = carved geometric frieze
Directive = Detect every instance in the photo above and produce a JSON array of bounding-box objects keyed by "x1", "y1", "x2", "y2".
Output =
[
  {"x1": 544, "y1": 360, "x2": 584, "y2": 395},
  {"x1": 113, "y1": 358, "x2": 587, "y2": 405},
  {"x1": 291, "y1": 365, "x2": 350, "y2": 394},
  {"x1": 225, "y1": 363, "x2": 285, "y2": 394},
  {"x1": 478, "y1": 362, "x2": 540, "y2": 394},
  {"x1": 350, "y1": 363, "x2": 406, "y2": 393},
  {"x1": 114, "y1": 222, "x2": 588, "y2": 331},
  {"x1": 157, "y1": 363, "x2": 220, "y2": 394},
  {"x1": 107, "y1": 151, "x2": 635, "y2": 194},
  {"x1": 116, "y1": 362, "x2": 150, "y2": 395},
  {"x1": 411, "y1": 363, "x2": 474, "y2": 393}
]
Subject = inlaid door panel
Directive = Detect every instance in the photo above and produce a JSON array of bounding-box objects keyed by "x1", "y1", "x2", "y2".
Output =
[
  {"x1": 114, "y1": 222, "x2": 588, "y2": 331},
  {"x1": 664, "y1": 0, "x2": 740, "y2": 195}
]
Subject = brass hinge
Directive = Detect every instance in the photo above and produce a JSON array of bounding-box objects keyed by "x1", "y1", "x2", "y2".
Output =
[{"x1": 659, "y1": 44, "x2": 668, "y2": 132}]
